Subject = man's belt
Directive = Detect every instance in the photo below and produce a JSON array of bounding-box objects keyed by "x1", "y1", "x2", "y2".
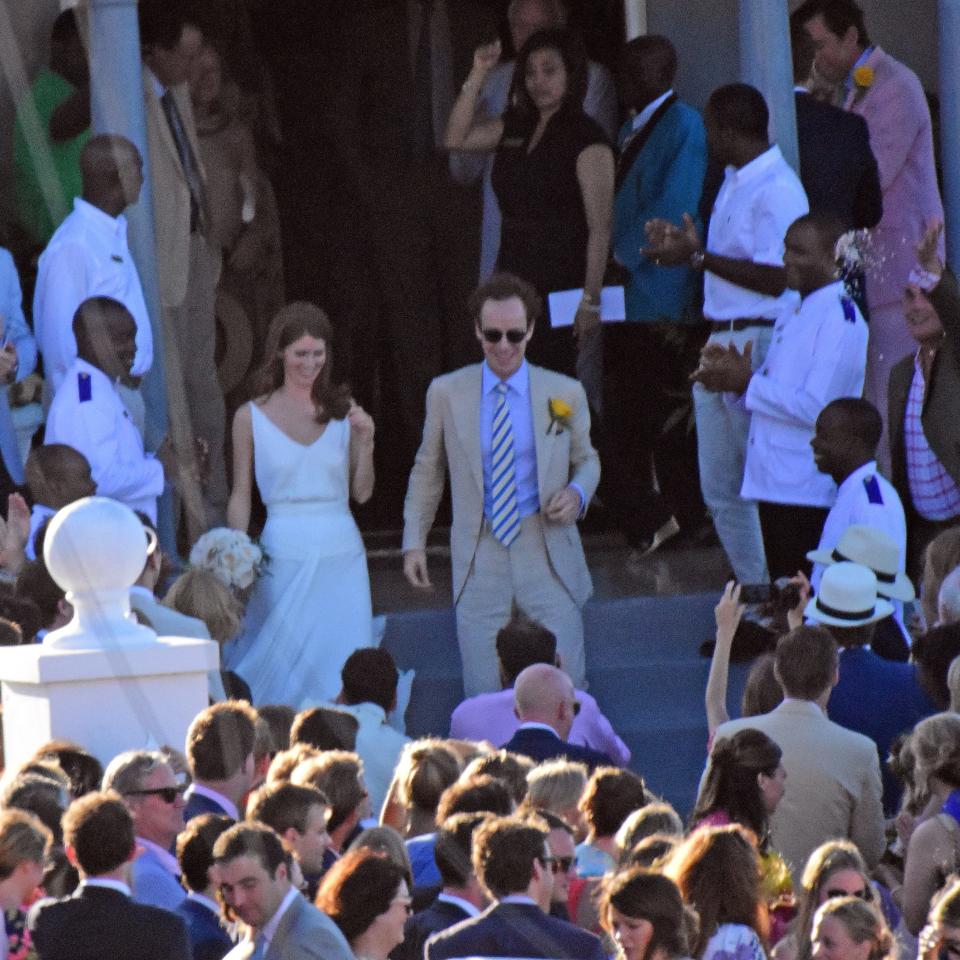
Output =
[{"x1": 709, "y1": 317, "x2": 776, "y2": 333}]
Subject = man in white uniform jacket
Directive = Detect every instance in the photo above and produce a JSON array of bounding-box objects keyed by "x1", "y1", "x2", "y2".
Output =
[
  {"x1": 693, "y1": 212, "x2": 869, "y2": 580},
  {"x1": 45, "y1": 297, "x2": 175, "y2": 523},
  {"x1": 33, "y1": 135, "x2": 153, "y2": 428}
]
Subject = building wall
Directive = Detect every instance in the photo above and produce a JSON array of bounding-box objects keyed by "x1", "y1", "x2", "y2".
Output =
[{"x1": 0, "y1": 1, "x2": 945, "y2": 230}]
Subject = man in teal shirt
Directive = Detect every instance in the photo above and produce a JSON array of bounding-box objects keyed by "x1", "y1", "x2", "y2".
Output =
[{"x1": 605, "y1": 35, "x2": 708, "y2": 557}]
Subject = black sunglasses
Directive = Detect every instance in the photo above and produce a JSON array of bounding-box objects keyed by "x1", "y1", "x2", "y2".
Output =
[
  {"x1": 550, "y1": 856, "x2": 576, "y2": 874},
  {"x1": 825, "y1": 886, "x2": 870, "y2": 901},
  {"x1": 481, "y1": 328, "x2": 527, "y2": 344},
  {"x1": 125, "y1": 785, "x2": 186, "y2": 804}
]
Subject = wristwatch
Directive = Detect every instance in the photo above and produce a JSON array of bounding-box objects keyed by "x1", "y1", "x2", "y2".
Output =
[{"x1": 689, "y1": 249, "x2": 706, "y2": 271}]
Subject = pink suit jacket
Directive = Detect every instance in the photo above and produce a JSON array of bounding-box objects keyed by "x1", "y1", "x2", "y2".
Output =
[
  {"x1": 448, "y1": 686, "x2": 631, "y2": 766},
  {"x1": 844, "y1": 47, "x2": 943, "y2": 309}
]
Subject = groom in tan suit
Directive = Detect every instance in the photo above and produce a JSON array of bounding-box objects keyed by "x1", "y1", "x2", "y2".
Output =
[{"x1": 403, "y1": 273, "x2": 600, "y2": 695}]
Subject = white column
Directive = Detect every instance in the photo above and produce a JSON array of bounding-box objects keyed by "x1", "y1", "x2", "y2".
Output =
[
  {"x1": 87, "y1": 0, "x2": 178, "y2": 554},
  {"x1": 739, "y1": 0, "x2": 800, "y2": 172},
  {"x1": 87, "y1": 0, "x2": 168, "y2": 451},
  {"x1": 623, "y1": 0, "x2": 648, "y2": 41},
  {"x1": 939, "y1": 0, "x2": 960, "y2": 270}
]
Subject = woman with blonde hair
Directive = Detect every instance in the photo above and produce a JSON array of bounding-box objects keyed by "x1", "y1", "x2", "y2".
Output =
[
  {"x1": 896, "y1": 713, "x2": 960, "y2": 934},
  {"x1": 810, "y1": 896, "x2": 895, "y2": 960},
  {"x1": 525, "y1": 759, "x2": 589, "y2": 839},
  {"x1": 379, "y1": 739, "x2": 461, "y2": 837},
  {"x1": 616, "y1": 803, "x2": 684, "y2": 864},
  {"x1": 773, "y1": 841, "x2": 878, "y2": 960},
  {"x1": 163, "y1": 567, "x2": 251, "y2": 701},
  {"x1": 920, "y1": 528, "x2": 960, "y2": 632}
]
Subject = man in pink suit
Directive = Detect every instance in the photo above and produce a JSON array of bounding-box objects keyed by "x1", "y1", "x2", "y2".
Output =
[{"x1": 797, "y1": 0, "x2": 944, "y2": 468}]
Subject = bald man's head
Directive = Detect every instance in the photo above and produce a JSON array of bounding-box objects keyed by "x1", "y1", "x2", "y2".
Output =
[
  {"x1": 513, "y1": 664, "x2": 578, "y2": 739},
  {"x1": 25, "y1": 445, "x2": 96, "y2": 511},
  {"x1": 80, "y1": 135, "x2": 144, "y2": 215}
]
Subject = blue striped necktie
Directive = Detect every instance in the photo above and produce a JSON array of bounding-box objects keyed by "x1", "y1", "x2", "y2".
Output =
[{"x1": 490, "y1": 382, "x2": 520, "y2": 547}]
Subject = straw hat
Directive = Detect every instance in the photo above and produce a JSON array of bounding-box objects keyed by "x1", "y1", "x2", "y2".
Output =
[
  {"x1": 807, "y1": 525, "x2": 914, "y2": 601},
  {"x1": 804, "y1": 561, "x2": 894, "y2": 628}
]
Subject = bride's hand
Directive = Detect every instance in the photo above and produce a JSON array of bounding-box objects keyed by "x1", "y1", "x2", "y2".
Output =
[{"x1": 348, "y1": 403, "x2": 375, "y2": 446}]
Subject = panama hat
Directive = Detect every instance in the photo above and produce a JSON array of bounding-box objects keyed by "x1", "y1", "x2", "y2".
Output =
[
  {"x1": 804, "y1": 561, "x2": 895, "y2": 628},
  {"x1": 807, "y1": 525, "x2": 915, "y2": 602}
]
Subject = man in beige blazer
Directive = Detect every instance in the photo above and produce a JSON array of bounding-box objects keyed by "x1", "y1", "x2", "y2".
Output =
[
  {"x1": 139, "y1": 0, "x2": 227, "y2": 528},
  {"x1": 709, "y1": 624, "x2": 885, "y2": 881},
  {"x1": 403, "y1": 273, "x2": 600, "y2": 696}
]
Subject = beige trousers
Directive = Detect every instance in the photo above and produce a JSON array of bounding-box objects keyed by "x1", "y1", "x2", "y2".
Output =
[{"x1": 455, "y1": 512, "x2": 586, "y2": 696}]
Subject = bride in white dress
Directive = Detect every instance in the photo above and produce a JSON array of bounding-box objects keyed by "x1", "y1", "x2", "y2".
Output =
[{"x1": 225, "y1": 302, "x2": 375, "y2": 706}]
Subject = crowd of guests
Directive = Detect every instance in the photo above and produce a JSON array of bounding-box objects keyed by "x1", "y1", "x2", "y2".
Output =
[
  {"x1": 3, "y1": 0, "x2": 960, "y2": 957},
  {"x1": 0, "y1": 604, "x2": 958, "y2": 960}
]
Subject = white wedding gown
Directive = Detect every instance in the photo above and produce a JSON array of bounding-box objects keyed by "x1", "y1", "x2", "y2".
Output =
[{"x1": 226, "y1": 403, "x2": 373, "y2": 706}]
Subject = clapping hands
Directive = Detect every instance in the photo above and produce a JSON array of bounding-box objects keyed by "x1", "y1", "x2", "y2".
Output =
[
  {"x1": 642, "y1": 213, "x2": 701, "y2": 266},
  {"x1": 691, "y1": 340, "x2": 754, "y2": 394}
]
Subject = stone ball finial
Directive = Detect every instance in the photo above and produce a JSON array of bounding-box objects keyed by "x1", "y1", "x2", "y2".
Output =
[
  {"x1": 44, "y1": 497, "x2": 149, "y2": 595},
  {"x1": 42, "y1": 497, "x2": 158, "y2": 650}
]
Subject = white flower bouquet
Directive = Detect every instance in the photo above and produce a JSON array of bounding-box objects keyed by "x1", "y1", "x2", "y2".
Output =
[{"x1": 189, "y1": 528, "x2": 266, "y2": 593}]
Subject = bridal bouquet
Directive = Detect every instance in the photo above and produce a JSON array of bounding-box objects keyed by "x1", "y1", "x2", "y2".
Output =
[{"x1": 189, "y1": 528, "x2": 265, "y2": 593}]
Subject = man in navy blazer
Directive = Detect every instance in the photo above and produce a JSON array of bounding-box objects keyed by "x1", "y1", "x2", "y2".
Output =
[
  {"x1": 184, "y1": 702, "x2": 258, "y2": 823},
  {"x1": 425, "y1": 815, "x2": 605, "y2": 960},
  {"x1": 790, "y1": 19, "x2": 882, "y2": 230},
  {"x1": 29, "y1": 792, "x2": 190, "y2": 960},
  {"x1": 500, "y1": 664, "x2": 612, "y2": 770},
  {"x1": 395, "y1": 813, "x2": 488, "y2": 960},
  {"x1": 175, "y1": 813, "x2": 235, "y2": 960}
]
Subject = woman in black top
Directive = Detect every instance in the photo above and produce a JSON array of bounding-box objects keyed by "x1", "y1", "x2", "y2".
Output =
[{"x1": 445, "y1": 28, "x2": 614, "y2": 378}]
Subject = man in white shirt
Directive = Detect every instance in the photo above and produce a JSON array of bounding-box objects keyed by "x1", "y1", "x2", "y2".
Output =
[
  {"x1": 215, "y1": 823, "x2": 353, "y2": 960},
  {"x1": 33, "y1": 135, "x2": 152, "y2": 430},
  {"x1": 334, "y1": 648, "x2": 410, "y2": 816},
  {"x1": 809, "y1": 398, "x2": 907, "y2": 593},
  {"x1": 692, "y1": 212, "x2": 868, "y2": 579},
  {"x1": 644, "y1": 83, "x2": 809, "y2": 584},
  {"x1": 44, "y1": 298, "x2": 174, "y2": 523},
  {"x1": 102, "y1": 751, "x2": 187, "y2": 912}
]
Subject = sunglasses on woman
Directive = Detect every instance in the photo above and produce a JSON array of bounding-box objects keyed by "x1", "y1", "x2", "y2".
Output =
[
  {"x1": 481, "y1": 328, "x2": 527, "y2": 344},
  {"x1": 825, "y1": 886, "x2": 870, "y2": 901},
  {"x1": 124, "y1": 785, "x2": 187, "y2": 804}
]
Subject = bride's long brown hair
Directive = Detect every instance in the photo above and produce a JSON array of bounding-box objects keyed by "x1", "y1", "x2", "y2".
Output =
[{"x1": 256, "y1": 302, "x2": 351, "y2": 423}]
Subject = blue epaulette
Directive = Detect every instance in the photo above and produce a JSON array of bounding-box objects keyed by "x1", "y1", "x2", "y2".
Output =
[
  {"x1": 841, "y1": 297, "x2": 857, "y2": 324},
  {"x1": 78, "y1": 372, "x2": 92, "y2": 403},
  {"x1": 863, "y1": 474, "x2": 884, "y2": 505}
]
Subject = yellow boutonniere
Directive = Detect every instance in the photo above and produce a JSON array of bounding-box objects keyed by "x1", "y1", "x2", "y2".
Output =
[
  {"x1": 548, "y1": 397, "x2": 572, "y2": 435},
  {"x1": 853, "y1": 65, "x2": 874, "y2": 89}
]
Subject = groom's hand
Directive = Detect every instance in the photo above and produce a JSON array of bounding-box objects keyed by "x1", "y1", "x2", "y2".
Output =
[{"x1": 403, "y1": 548, "x2": 433, "y2": 589}]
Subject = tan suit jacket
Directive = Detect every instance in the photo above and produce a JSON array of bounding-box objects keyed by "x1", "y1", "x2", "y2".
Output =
[
  {"x1": 142, "y1": 67, "x2": 215, "y2": 308},
  {"x1": 711, "y1": 700, "x2": 885, "y2": 879},
  {"x1": 402, "y1": 362, "x2": 599, "y2": 605}
]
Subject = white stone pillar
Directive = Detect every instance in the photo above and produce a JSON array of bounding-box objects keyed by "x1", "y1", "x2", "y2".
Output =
[
  {"x1": 0, "y1": 499, "x2": 218, "y2": 770},
  {"x1": 739, "y1": 0, "x2": 800, "y2": 172},
  {"x1": 624, "y1": 0, "x2": 648, "y2": 41}
]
